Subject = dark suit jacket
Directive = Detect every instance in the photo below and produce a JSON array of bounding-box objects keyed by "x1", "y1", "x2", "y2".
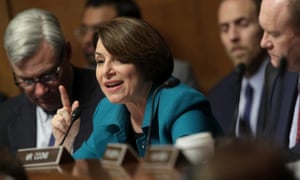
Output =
[
  {"x1": 208, "y1": 71, "x2": 241, "y2": 135},
  {"x1": 208, "y1": 62, "x2": 278, "y2": 137},
  {"x1": 256, "y1": 63, "x2": 279, "y2": 136},
  {"x1": 0, "y1": 66, "x2": 104, "y2": 154},
  {"x1": 0, "y1": 93, "x2": 7, "y2": 103},
  {"x1": 262, "y1": 71, "x2": 299, "y2": 159}
]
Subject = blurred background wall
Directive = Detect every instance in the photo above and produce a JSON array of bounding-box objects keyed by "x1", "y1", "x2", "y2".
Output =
[{"x1": 0, "y1": 0, "x2": 233, "y2": 97}]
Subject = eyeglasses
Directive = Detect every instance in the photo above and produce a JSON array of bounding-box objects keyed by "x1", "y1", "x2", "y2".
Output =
[
  {"x1": 74, "y1": 24, "x2": 100, "y2": 38},
  {"x1": 14, "y1": 65, "x2": 61, "y2": 90}
]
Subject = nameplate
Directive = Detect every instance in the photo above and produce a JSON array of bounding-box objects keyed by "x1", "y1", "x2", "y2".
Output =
[
  {"x1": 17, "y1": 146, "x2": 74, "y2": 167},
  {"x1": 143, "y1": 145, "x2": 189, "y2": 169},
  {"x1": 101, "y1": 143, "x2": 140, "y2": 167}
]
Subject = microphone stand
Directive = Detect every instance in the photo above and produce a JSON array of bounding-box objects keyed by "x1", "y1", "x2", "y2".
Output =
[
  {"x1": 229, "y1": 63, "x2": 246, "y2": 136},
  {"x1": 16, "y1": 108, "x2": 81, "y2": 167},
  {"x1": 59, "y1": 107, "x2": 81, "y2": 146}
]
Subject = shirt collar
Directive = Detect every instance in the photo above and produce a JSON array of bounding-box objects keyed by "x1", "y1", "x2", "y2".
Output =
[{"x1": 242, "y1": 58, "x2": 268, "y2": 91}]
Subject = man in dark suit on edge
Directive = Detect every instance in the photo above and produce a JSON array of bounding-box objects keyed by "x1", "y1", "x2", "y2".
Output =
[
  {"x1": 258, "y1": 0, "x2": 300, "y2": 159},
  {"x1": 0, "y1": 8, "x2": 104, "y2": 154}
]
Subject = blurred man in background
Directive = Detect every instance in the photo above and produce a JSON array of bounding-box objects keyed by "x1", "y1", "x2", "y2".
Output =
[
  {"x1": 0, "y1": 8, "x2": 104, "y2": 153},
  {"x1": 74, "y1": 0, "x2": 141, "y2": 69},
  {"x1": 208, "y1": 0, "x2": 270, "y2": 137}
]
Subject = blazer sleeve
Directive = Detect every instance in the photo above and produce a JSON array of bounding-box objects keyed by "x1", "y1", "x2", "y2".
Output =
[{"x1": 157, "y1": 84, "x2": 221, "y2": 143}]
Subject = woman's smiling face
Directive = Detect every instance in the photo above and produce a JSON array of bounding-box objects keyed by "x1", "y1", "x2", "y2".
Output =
[{"x1": 95, "y1": 38, "x2": 151, "y2": 104}]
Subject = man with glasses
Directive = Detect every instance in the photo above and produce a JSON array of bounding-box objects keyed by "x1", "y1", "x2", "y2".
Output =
[
  {"x1": 0, "y1": 8, "x2": 104, "y2": 154},
  {"x1": 13, "y1": 63, "x2": 61, "y2": 93}
]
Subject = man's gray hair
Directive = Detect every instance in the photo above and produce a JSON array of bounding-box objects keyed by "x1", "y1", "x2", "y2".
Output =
[{"x1": 4, "y1": 8, "x2": 65, "y2": 64}]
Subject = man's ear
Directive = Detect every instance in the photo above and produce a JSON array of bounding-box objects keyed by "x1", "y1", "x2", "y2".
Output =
[{"x1": 64, "y1": 41, "x2": 72, "y2": 61}]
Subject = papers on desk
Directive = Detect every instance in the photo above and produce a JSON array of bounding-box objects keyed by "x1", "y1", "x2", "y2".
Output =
[
  {"x1": 287, "y1": 160, "x2": 300, "y2": 179},
  {"x1": 175, "y1": 132, "x2": 214, "y2": 165}
]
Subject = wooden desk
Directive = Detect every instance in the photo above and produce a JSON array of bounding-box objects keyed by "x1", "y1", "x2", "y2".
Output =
[{"x1": 26, "y1": 159, "x2": 190, "y2": 180}]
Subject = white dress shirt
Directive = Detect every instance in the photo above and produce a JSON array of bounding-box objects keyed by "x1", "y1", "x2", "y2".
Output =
[
  {"x1": 289, "y1": 74, "x2": 300, "y2": 148},
  {"x1": 36, "y1": 106, "x2": 53, "y2": 148}
]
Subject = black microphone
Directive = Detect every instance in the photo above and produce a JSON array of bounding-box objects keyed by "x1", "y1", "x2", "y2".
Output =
[
  {"x1": 145, "y1": 77, "x2": 180, "y2": 155},
  {"x1": 235, "y1": 63, "x2": 246, "y2": 83},
  {"x1": 161, "y1": 77, "x2": 180, "y2": 88},
  {"x1": 59, "y1": 107, "x2": 81, "y2": 146},
  {"x1": 230, "y1": 63, "x2": 246, "y2": 136},
  {"x1": 278, "y1": 57, "x2": 287, "y2": 75}
]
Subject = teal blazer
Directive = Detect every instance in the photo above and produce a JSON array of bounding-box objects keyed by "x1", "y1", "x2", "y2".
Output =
[{"x1": 74, "y1": 82, "x2": 220, "y2": 159}]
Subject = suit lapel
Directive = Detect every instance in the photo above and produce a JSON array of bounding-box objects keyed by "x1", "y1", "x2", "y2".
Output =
[
  {"x1": 8, "y1": 100, "x2": 36, "y2": 151},
  {"x1": 256, "y1": 62, "x2": 279, "y2": 136},
  {"x1": 277, "y1": 74, "x2": 297, "y2": 146},
  {"x1": 270, "y1": 72, "x2": 298, "y2": 147}
]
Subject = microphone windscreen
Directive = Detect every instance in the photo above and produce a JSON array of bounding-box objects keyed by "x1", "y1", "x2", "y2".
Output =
[
  {"x1": 235, "y1": 63, "x2": 246, "y2": 83},
  {"x1": 163, "y1": 77, "x2": 180, "y2": 88},
  {"x1": 235, "y1": 63, "x2": 246, "y2": 77},
  {"x1": 71, "y1": 108, "x2": 81, "y2": 121}
]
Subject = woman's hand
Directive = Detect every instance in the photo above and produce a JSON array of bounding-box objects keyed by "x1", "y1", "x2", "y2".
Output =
[{"x1": 51, "y1": 85, "x2": 80, "y2": 152}]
